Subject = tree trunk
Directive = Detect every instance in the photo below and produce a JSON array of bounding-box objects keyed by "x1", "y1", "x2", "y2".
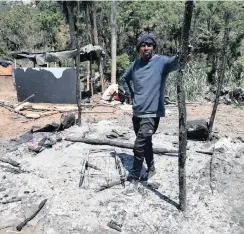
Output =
[
  {"x1": 85, "y1": 3, "x2": 91, "y2": 92},
  {"x1": 75, "y1": 1, "x2": 81, "y2": 126},
  {"x1": 111, "y1": 0, "x2": 117, "y2": 84},
  {"x1": 89, "y1": 1, "x2": 105, "y2": 92},
  {"x1": 208, "y1": 12, "x2": 230, "y2": 138},
  {"x1": 66, "y1": 2, "x2": 76, "y2": 50},
  {"x1": 177, "y1": 0, "x2": 194, "y2": 211},
  {"x1": 89, "y1": 1, "x2": 98, "y2": 46}
]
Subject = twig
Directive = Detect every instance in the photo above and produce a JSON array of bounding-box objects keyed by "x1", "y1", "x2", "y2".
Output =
[
  {"x1": 196, "y1": 150, "x2": 213, "y2": 155},
  {"x1": 0, "y1": 158, "x2": 20, "y2": 167},
  {"x1": 209, "y1": 146, "x2": 216, "y2": 195},
  {"x1": 16, "y1": 199, "x2": 47, "y2": 231},
  {"x1": 82, "y1": 111, "x2": 115, "y2": 114},
  {"x1": 111, "y1": 150, "x2": 126, "y2": 188},
  {"x1": 16, "y1": 93, "x2": 36, "y2": 107},
  {"x1": 79, "y1": 159, "x2": 88, "y2": 187},
  {"x1": 0, "y1": 225, "x2": 12, "y2": 230},
  {"x1": 0, "y1": 102, "x2": 28, "y2": 118},
  {"x1": 79, "y1": 151, "x2": 90, "y2": 188},
  {"x1": 2, "y1": 198, "x2": 22, "y2": 204},
  {"x1": 85, "y1": 162, "x2": 101, "y2": 171}
]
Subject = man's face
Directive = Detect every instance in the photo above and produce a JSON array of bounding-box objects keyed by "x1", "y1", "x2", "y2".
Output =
[{"x1": 139, "y1": 43, "x2": 154, "y2": 60}]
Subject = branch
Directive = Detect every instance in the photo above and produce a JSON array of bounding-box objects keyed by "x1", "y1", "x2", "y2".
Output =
[{"x1": 16, "y1": 199, "x2": 47, "y2": 231}]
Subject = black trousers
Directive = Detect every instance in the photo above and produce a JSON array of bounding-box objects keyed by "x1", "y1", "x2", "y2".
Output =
[{"x1": 132, "y1": 116, "x2": 160, "y2": 180}]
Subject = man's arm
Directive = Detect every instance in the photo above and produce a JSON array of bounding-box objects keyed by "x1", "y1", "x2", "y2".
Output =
[
  {"x1": 165, "y1": 55, "x2": 180, "y2": 73},
  {"x1": 118, "y1": 63, "x2": 134, "y2": 99},
  {"x1": 166, "y1": 45, "x2": 192, "y2": 74}
]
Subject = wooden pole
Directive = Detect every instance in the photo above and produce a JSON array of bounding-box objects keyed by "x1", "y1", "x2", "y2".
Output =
[
  {"x1": 98, "y1": 57, "x2": 105, "y2": 92},
  {"x1": 208, "y1": 12, "x2": 230, "y2": 138},
  {"x1": 87, "y1": 61, "x2": 90, "y2": 91},
  {"x1": 90, "y1": 54, "x2": 93, "y2": 96},
  {"x1": 177, "y1": 0, "x2": 194, "y2": 211}
]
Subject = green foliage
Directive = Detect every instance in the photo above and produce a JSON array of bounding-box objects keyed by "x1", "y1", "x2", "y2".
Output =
[
  {"x1": 116, "y1": 54, "x2": 130, "y2": 77},
  {"x1": 107, "y1": 53, "x2": 130, "y2": 80},
  {"x1": 0, "y1": 0, "x2": 244, "y2": 101},
  {"x1": 0, "y1": 3, "x2": 43, "y2": 54},
  {"x1": 166, "y1": 61, "x2": 208, "y2": 101},
  {"x1": 0, "y1": 1, "x2": 67, "y2": 58}
]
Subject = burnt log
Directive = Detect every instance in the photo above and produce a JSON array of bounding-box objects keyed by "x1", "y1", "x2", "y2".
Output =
[
  {"x1": 65, "y1": 137, "x2": 178, "y2": 155},
  {"x1": 60, "y1": 112, "x2": 75, "y2": 130},
  {"x1": 187, "y1": 119, "x2": 209, "y2": 141}
]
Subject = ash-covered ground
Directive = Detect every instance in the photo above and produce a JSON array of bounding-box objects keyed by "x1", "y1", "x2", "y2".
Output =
[{"x1": 1, "y1": 104, "x2": 244, "y2": 234}]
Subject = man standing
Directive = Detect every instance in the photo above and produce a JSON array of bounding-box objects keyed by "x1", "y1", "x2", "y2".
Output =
[{"x1": 119, "y1": 34, "x2": 179, "y2": 196}]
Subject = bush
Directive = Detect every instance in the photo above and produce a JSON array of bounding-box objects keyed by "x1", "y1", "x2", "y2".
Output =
[{"x1": 166, "y1": 61, "x2": 208, "y2": 101}]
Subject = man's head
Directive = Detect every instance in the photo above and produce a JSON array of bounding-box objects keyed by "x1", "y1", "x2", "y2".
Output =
[{"x1": 136, "y1": 34, "x2": 157, "y2": 60}]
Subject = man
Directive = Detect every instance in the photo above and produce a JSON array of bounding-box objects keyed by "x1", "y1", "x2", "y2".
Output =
[{"x1": 119, "y1": 34, "x2": 179, "y2": 196}]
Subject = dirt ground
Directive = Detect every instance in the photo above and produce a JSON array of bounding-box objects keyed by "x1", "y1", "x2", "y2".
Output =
[{"x1": 1, "y1": 83, "x2": 244, "y2": 234}]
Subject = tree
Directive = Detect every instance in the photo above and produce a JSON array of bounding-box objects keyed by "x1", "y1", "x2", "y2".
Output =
[
  {"x1": 208, "y1": 11, "x2": 231, "y2": 138},
  {"x1": 88, "y1": 1, "x2": 105, "y2": 92},
  {"x1": 111, "y1": 0, "x2": 117, "y2": 84}
]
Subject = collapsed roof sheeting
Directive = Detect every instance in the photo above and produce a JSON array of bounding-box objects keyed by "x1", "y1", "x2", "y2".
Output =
[
  {"x1": 0, "y1": 60, "x2": 13, "y2": 67},
  {"x1": 11, "y1": 44, "x2": 105, "y2": 65}
]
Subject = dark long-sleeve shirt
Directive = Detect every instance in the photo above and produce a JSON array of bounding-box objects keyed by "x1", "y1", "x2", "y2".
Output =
[{"x1": 119, "y1": 54, "x2": 179, "y2": 117}]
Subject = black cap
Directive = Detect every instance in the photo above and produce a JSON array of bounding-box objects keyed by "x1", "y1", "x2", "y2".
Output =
[{"x1": 136, "y1": 34, "x2": 157, "y2": 51}]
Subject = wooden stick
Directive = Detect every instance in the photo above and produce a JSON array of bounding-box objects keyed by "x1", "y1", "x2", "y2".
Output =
[
  {"x1": 16, "y1": 199, "x2": 47, "y2": 231},
  {"x1": 177, "y1": 0, "x2": 194, "y2": 211},
  {"x1": 0, "y1": 158, "x2": 20, "y2": 167},
  {"x1": 2, "y1": 198, "x2": 22, "y2": 204},
  {"x1": 79, "y1": 159, "x2": 88, "y2": 187},
  {"x1": 85, "y1": 162, "x2": 101, "y2": 171},
  {"x1": 65, "y1": 137, "x2": 178, "y2": 155},
  {"x1": 111, "y1": 150, "x2": 126, "y2": 188},
  {"x1": 0, "y1": 225, "x2": 11, "y2": 230},
  {"x1": 16, "y1": 93, "x2": 36, "y2": 107},
  {"x1": 82, "y1": 111, "x2": 114, "y2": 114},
  {"x1": 0, "y1": 102, "x2": 28, "y2": 118},
  {"x1": 39, "y1": 111, "x2": 60, "y2": 118},
  {"x1": 196, "y1": 150, "x2": 213, "y2": 155}
]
